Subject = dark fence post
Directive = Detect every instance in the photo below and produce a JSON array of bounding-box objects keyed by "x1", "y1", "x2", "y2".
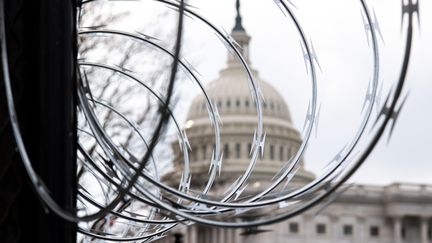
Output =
[
  {"x1": 0, "y1": 0, "x2": 77, "y2": 242},
  {"x1": 37, "y1": 0, "x2": 77, "y2": 242}
]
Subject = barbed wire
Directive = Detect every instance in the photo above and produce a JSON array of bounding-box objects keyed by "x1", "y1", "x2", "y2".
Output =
[{"x1": 0, "y1": 0, "x2": 419, "y2": 242}]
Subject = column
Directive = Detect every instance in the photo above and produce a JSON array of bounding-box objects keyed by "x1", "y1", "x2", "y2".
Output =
[
  {"x1": 199, "y1": 226, "x2": 205, "y2": 243},
  {"x1": 234, "y1": 228, "x2": 241, "y2": 243},
  {"x1": 206, "y1": 227, "x2": 212, "y2": 243},
  {"x1": 330, "y1": 215, "x2": 339, "y2": 240},
  {"x1": 226, "y1": 228, "x2": 233, "y2": 243},
  {"x1": 421, "y1": 217, "x2": 429, "y2": 243},
  {"x1": 304, "y1": 215, "x2": 312, "y2": 243},
  {"x1": 219, "y1": 228, "x2": 225, "y2": 243},
  {"x1": 393, "y1": 217, "x2": 402, "y2": 243},
  {"x1": 183, "y1": 226, "x2": 189, "y2": 243},
  {"x1": 356, "y1": 217, "x2": 365, "y2": 243},
  {"x1": 212, "y1": 228, "x2": 218, "y2": 243},
  {"x1": 189, "y1": 226, "x2": 197, "y2": 243}
]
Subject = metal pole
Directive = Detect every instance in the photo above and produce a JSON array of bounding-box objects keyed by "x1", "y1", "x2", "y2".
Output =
[{"x1": 0, "y1": 0, "x2": 76, "y2": 242}]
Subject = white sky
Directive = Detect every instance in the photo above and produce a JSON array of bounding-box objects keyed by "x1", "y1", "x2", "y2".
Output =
[{"x1": 94, "y1": 0, "x2": 431, "y2": 185}]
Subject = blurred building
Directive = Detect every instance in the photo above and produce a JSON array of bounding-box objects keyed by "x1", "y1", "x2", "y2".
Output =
[{"x1": 157, "y1": 2, "x2": 432, "y2": 243}]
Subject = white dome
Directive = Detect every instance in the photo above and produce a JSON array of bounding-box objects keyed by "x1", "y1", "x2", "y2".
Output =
[
  {"x1": 165, "y1": 27, "x2": 315, "y2": 189},
  {"x1": 187, "y1": 66, "x2": 293, "y2": 123}
]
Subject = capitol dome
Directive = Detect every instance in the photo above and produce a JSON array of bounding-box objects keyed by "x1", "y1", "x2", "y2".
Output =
[
  {"x1": 166, "y1": 4, "x2": 314, "y2": 191},
  {"x1": 187, "y1": 67, "x2": 293, "y2": 122}
]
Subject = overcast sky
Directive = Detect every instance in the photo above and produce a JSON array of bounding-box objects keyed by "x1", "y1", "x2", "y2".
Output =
[{"x1": 99, "y1": 0, "x2": 431, "y2": 185}]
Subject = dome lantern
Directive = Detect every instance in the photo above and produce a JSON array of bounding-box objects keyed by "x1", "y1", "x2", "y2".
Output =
[{"x1": 228, "y1": 0, "x2": 251, "y2": 65}]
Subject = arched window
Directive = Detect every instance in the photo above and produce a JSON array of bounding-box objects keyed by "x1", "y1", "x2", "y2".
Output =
[
  {"x1": 202, "y1": 145, "x2": 207, "y2": 160},
  {"x1": 245, "y1": 100, "x2": 249, "y2": 107},
  {"x1": 291, "y1": 147, "x2": 297, "y2": 158},
  {"x1": 270, "y1": 144, "x2": 274, "y2": 160},
  {"x1": 235, "y1": 143, "x2": 241, "y2": 158},
  {"x1": 247, "y1": 143, "x2": 252, "y2": 155},
  {"x1": 236, "y1": 99, "x2": 241, "y2": 107},
  {"x1": 224, "y1": 143, "x2": 230, "y2": 159},
  {"x1": 279, "y1": 146, "x2": 284, "y2": 161},
  {"x1": 227, "y1": 99, "x2": 231, "y2": 108},
  {"x1": 191, "y1": 147, "x2": 197, "y2": 161}
]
